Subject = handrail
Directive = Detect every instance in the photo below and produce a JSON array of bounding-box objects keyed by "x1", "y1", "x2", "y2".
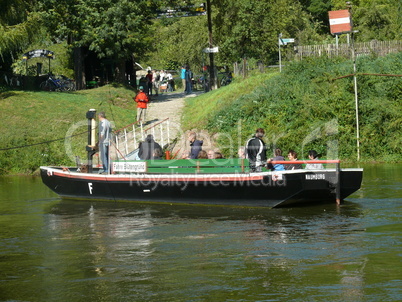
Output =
[
  {"x1": 114, "y1": 117, "x2": 170, "y2": 134},
  {"x1": 143, "y1": 118, "x2": 169, "y2": 132},
  {"x1": 114, "y1": 121, "x2": 138, "y2": 133},
  {"x1": 270, "y1": 160, "x2": 340, "y2": 164}
]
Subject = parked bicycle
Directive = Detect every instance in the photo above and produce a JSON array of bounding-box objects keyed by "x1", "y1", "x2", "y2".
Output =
[
  {"x1": 219, "y1": 72, "x2": 233, "y2": 87},
  {"x1": 40, "y1": 74, "x2": 76, "y2": 92}
]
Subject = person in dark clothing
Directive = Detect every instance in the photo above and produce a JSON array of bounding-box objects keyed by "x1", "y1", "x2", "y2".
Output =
[
  {"x1": 267, "y1": 148, "x2": 285, "y2": 171},
  {"x1": 186, "y1": 132, "x2": 203, "y2": 159},
  {"x1": 285, "y1": 150, "x2": 303, "y2": 170},
  {"x1": 138, "y1": 134, "x2": 162, "y2": 160},
  {"x1": 245, "y1": 128, "x2": 267, "y2": 172}
]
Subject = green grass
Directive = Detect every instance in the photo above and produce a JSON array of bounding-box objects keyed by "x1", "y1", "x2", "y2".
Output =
[
  {"x1": 1, "y1": 52, "x2": 401, "y2": 175},
  {"x1": 0, "y1": 85, "x2": 137, "y2": 174},
  {"x1": 182, "y1": 53, "x2": 402, "y2": 161}
]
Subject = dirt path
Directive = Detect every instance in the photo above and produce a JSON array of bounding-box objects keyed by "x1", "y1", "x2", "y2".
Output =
[{"x1": 146, "y1": 91, "x2": 203, "y2": 156}]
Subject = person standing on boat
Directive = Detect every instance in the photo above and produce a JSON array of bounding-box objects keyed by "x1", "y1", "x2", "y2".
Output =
[
  {"x1": 134, "y1": 86, "x2": 150, "y2": 124},
  {"x1": 245, "y1": 128, "x2": 267, "y2": 172},
  {"x1": 98, "y1": 112, "x2": 112, "y2": 174},
  {"x1": 138, "y1": 134, "x2": 163, "y2": 160},
  {"x1": 185, "y1": 132, "x2": 203, "y2": 159}
]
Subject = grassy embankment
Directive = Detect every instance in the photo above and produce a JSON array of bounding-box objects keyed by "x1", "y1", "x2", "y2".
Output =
[
  {"x1": 182, "y1": 53, "x2": 401, "y2": 162},
  {"x1": 0, "y1": 85, "x2": 136, "y2": 175},
  {"x1": 1, "y1": 53, "x2": 401, "y2": 175}
]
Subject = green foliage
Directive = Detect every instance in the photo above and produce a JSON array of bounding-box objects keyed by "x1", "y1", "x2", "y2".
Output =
[
  {"x1": 182, "y1": 53, "x2": 402, "y2": 161},
  {"x1": 38, "y1": 0, "x2": 154, "y2": 61}
]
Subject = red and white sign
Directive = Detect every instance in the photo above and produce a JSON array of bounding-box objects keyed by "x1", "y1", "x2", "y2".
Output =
[{"x1": 328, "y1": 10, "x2": 352, "y2": 34}]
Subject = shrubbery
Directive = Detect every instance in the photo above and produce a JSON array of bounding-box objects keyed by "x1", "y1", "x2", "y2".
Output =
[{"x1": 183, "y1": 53, "x2": 401, "y2": 161}]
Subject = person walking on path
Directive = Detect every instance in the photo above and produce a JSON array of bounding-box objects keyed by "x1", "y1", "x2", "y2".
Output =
[
  {"x1": 152, "y1": 70, "x2": 159, "y2": 96},
  {"x1": 98, "y1": 112, "x2": 112, "y2": 174},
  {"x1": 145, "y1": 70, "x2": 153, "y2": 95},
  {"x1": 181, "y1": 66, "x2": 186, "y2": 93},
  {"x1": 134, "y1": 86, "x2": 150, "y2": 124},
  {"x1": 185, "y1": 65, "x2": 193, "y2": 94}
]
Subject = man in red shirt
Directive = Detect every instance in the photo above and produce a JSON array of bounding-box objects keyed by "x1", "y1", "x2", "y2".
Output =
[{"x1": 134, "y1": 86, "x2": 150, "y2": 124}]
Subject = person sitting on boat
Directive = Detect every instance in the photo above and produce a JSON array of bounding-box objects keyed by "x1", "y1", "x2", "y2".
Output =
[
  {"x1": 214, "y1": 152, "x2": 224, "y2": 159},
  {"x1": 267, "y1": 148, "x2": 286, "y2": 171},
  {"x1": 285, "y1": 150, "x2": 303, "y2": 170},
  {"x1": 207, "y1": 150, "x2": 216, "y2": 159},
  {"x1": 245, "y1": 128, "x2": 267, "y2": 172},
  {"x1": 237, "y1": 146, "x2": 246, "y2": 159},
  {"x1": 134, "y1": 86, "x2": 150, "y2": 124},
  {"x1": 305, "y1": 150, "x2": 324, "y2": 169},
  {"x1": 138, "y1": 134, "x2": 163, "y2": 160},
  {"x1": 98, "y1": 112, "x2": 112, "y2": 174},
  {"x1": 197, "y1": 150, "x2": 208, "y2": 159},
  {"x1": 185, "y1": 132, "x2": 203, "y2": 159}
]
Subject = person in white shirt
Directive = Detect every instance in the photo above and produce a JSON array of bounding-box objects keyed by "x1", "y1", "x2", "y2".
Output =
[
  {"x1": 305, "y1": 150, "x2": 324, "y2": 169},
  {"x1": 166, "y1": 71, "x2": 174, "y2": 91}
]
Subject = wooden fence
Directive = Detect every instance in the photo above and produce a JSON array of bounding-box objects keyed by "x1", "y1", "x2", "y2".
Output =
[
  {"x1": 233, "y1": 40, "x2": 402, "y2": 76},
  {"x1": 294, "y1": 40, "x2": 402, "y2": 60}
]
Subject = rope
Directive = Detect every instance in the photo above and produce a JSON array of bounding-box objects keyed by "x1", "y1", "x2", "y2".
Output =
[{"x1": 0, "y1": 130, "x2": 87, "y2": 151}]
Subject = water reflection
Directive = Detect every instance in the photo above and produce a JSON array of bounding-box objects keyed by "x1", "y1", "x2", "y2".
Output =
[
  {"x1": 1, "y1": 164, "x2": 401, "y2": 301},
  {"x1": 42, "y1": 199, "x2": 371, "y2": 300}
]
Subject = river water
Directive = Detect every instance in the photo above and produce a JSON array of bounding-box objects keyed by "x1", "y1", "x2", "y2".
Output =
[{"x1": 0, "y1": 164, "x2": 401, "y2": 302}]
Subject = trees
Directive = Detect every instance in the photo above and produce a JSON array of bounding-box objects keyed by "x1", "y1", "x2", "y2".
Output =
[
  {"x1": 39, "y1": 0, "x2": 156, "y2": 88},
  {"x1": 0, "y1": 1, "x2": 42, "y2": 72},
  {"x1": 149, "y1": 0, "x2": 314, "y2": 69}
]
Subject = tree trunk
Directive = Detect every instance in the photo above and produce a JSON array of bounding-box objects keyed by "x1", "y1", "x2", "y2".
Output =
[
  {"x1": 73, "y1": 47, "x2": 85, "y2": 90},
  {"x1": 114, "y1": 59, "x2": 126, "y2": 84}
]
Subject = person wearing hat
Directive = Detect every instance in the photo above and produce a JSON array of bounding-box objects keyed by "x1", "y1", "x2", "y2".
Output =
[{"x1": 134, "y1": 86, "x2": 150, "y2": 124}]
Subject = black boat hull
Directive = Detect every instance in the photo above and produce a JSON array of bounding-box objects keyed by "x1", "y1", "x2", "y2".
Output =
[{"x1": 40, "y1": 167, "x2": 363, "y2": 208}]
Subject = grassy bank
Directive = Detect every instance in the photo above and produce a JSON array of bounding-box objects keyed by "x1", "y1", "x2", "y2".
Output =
[
  {"x1": 1, "y1": 53, "x2": 401, "y2": 175},
  {"x1": 183, "y1": 53, "x2": 401, "y2": 162},
  {"x1": 0, "y1": 85, "x2": 136, "y2": 175}
]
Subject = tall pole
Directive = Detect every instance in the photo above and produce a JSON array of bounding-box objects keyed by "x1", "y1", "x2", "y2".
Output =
[
  {"x1": 206, "y1": 0, "x2": 217, "y2": 90},
  {"x1": 86, "y1": 109, "x2": 97, "y2": 173},
  {"x1": 347, "y1": 2, "x2": 360, "y2": 161},
  {"x1": 352, "y1": 38, "x2": 360, "y2": 161},
  {"x1": 278, "y1": 33, "x2": 282, "y2": 72}
]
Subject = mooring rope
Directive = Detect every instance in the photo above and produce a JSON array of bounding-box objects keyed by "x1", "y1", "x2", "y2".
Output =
[{"x1": 0, "y1": 131, "x2": 87, "y2": 151}]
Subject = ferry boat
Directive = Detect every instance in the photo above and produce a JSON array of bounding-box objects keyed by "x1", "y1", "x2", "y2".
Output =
[
  {"x1": 40, "y1": 109, "x2": 363, "y2": 208},
  {"x1": 40, "y1": 158, "x2": 363, "y2": 208}
]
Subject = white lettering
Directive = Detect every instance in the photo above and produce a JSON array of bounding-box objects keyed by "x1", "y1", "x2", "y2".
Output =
[
  {"x1": 88, "y1": 183, "x2": 93, "y2": 194},
  {"x1": 305, "y1": 174, "x2": 326, "y2": 180}
]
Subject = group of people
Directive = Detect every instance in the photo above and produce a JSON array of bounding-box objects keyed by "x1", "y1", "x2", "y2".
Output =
[
  {"x1": 139, "y1": 69, "x2": 175, "y2": 96},
  {"x1": 243, "y1": 128, "x2": 324, "y2": 172},
  {"x1": 181, "y1": 132, "x2": 224, "y2": 159},
  {"x1": 97, "y1": 112, "x2": 324, "y2": 175}
]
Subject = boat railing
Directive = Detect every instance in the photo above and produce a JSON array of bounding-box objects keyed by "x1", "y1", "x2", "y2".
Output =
[{"x1": 113, "y1": 118, "x2": 170, "y2": 159}]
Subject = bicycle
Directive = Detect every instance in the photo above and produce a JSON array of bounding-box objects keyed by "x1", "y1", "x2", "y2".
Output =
[
  {"x1": 219, "y1": 72, "x2": 232, "y2": 87},
  {"x1": 40, "y1": 74, "x2": 76, "y2": 92}
]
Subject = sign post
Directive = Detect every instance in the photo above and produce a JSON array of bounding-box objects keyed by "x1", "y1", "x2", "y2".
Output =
[
  {"x1": 328, "y1": 7, "x2": 359, "y2": 161},
  {"x1": 278, "y1": 35, "x2": 294, "y2": 72}
]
